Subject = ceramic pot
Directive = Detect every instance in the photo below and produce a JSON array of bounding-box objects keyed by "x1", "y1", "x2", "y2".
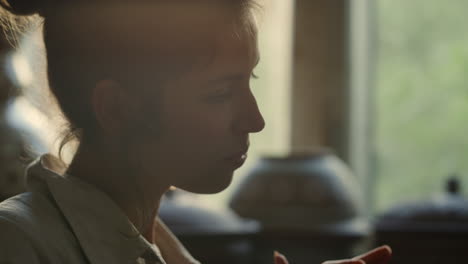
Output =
[{"x1": 229, "y1": 149, "x2": 367, "y2": 235}]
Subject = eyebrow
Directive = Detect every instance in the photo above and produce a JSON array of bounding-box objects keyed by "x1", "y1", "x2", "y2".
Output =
[
  {"x1": 207, "y1": 56, "x2": 261, "y2": 84},
  {"x1": 207, "y1": 74, "x2": 244, "y2": 84}
]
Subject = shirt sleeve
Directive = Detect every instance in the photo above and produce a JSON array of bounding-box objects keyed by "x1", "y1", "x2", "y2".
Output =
[{"x1": 0, "y1": 216, "x2": 42, "y2": 264}]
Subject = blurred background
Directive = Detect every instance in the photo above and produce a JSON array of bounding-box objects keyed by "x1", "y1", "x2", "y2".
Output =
[{"x1": 1, "y1": 0, "x2": 468, "y2": 263}]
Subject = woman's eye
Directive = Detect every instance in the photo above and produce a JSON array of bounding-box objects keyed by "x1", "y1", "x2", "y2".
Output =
[{"x1": 205, "y1": 86, "x2": 233, "y2": 103}]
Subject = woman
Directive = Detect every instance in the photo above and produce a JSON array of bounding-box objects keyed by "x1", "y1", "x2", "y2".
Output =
[{"x1": 0, "y1": 0, "x2": 391, "y2": 263}]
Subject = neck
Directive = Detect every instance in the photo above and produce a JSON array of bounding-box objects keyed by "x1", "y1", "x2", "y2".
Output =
[{"x1": 67, "y1": 141, "x2": 169, "y2": 243}]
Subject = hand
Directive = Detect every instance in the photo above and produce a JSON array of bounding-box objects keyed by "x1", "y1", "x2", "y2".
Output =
[{"x1": 273, "y1": 245, "x2": 392, "y2": 264}]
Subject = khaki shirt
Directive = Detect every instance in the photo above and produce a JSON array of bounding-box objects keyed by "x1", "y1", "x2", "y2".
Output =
[{"x1": 0, "y1": 154, "x2": 200, "y2": 264}]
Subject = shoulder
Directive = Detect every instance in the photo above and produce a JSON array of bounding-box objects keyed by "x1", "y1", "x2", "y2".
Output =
[
  {"x1": 0, "y1": 193, "x2": 51, "y2": 262},
  {"x1": 0, "y1": 213, "x2": 43, "y2": 263},
  {"x1": 0, "y1": 192, "x2": 61, "y2": 233},
  {"x1": 0, "y1": 192, "x2": 84, "y2": 263}
]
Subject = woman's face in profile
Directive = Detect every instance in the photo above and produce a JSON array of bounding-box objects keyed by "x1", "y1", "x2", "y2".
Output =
[{"x1": 138, "y1": 24, "x2": 265, "y2": 194}]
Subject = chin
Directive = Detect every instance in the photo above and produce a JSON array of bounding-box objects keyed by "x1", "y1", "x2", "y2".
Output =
[{"x1": 178, "y1": 170, "x2": 234, "y2": 194}]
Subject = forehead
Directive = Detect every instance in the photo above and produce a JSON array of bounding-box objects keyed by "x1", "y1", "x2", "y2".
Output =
[
  {"x1": 170, "y1": 25, "x2": 259, "y2": 89},
  {"x1": 121, "y1": 2, "x2": 256, "y2": 67},
  {"x1": 137, "y1": 2, "x2": 259, "y2": 83},
  {"x1": 212, "y1": 28, "x2": 259, "y2": 73}
]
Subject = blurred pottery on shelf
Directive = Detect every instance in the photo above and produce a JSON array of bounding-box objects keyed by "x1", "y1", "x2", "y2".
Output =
[
  {"x1": 376, "y1": 177, "x2": 468, "y2": 264},
  {"x1": 229, "y1": 149, "x2": 367, "y2": 235}
]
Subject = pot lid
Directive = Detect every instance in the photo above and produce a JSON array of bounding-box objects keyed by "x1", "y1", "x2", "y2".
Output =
[{"x1": 377, "y1": 177, "x2": 468, "y2": 231}]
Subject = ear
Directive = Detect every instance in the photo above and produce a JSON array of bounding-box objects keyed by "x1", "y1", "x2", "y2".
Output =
[{"x1": 91, "y1": 79, "x2": 129, "y2": 137}]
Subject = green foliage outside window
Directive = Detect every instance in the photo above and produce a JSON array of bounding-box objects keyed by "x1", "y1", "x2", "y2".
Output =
[{"x1": 375, "y1": 0, "x2": 468, "y2": 211}]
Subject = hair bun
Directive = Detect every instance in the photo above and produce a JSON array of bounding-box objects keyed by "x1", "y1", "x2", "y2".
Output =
[{"x1": 0, "y1": 0, "x2": 49, "y2": 16}]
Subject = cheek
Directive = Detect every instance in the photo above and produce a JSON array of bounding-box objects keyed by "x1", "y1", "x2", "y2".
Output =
[{"x1": 162, "y1": 102, "x2": 234, "y2": 157}]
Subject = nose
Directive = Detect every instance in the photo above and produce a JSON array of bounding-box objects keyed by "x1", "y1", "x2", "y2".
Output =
[{"x1": 234, "y1": 88, "x2": 265, "y2": 134}]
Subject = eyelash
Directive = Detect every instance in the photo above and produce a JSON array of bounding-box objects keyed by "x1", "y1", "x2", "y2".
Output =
[
  {"x1": 206, "y1": 73, "x2": 258, "y2": 103},
  {"x1": 207, "y1": 86, "x2": 233, "y2": 103}
]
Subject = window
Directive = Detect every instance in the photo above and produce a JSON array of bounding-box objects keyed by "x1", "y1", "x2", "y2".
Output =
[{"x1": 373, "y1": 0, "x2": 468, "y2": 211}]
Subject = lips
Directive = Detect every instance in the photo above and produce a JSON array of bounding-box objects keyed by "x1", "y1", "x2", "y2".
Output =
[{"x1": 224, "y1": 148, "x2": 249, "y2": 169}]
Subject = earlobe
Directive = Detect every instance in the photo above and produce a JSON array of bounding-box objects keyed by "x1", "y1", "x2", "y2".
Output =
[{"x1": 92, "y1": 79, "x2": 126, "y2": 136}]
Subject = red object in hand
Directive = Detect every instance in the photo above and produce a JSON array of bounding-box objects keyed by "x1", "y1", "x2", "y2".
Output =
[
  {"x1": 273, "y1": 245, "x2": 392, "y2": 264},
  {"x1": 273, "y1": 251, "x2": 289, "y2": 264}
]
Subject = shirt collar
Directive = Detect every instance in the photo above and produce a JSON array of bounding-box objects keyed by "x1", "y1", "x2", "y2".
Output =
[{"x1": 25, "y1": 154, "x2": 162, "y2": 264}]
